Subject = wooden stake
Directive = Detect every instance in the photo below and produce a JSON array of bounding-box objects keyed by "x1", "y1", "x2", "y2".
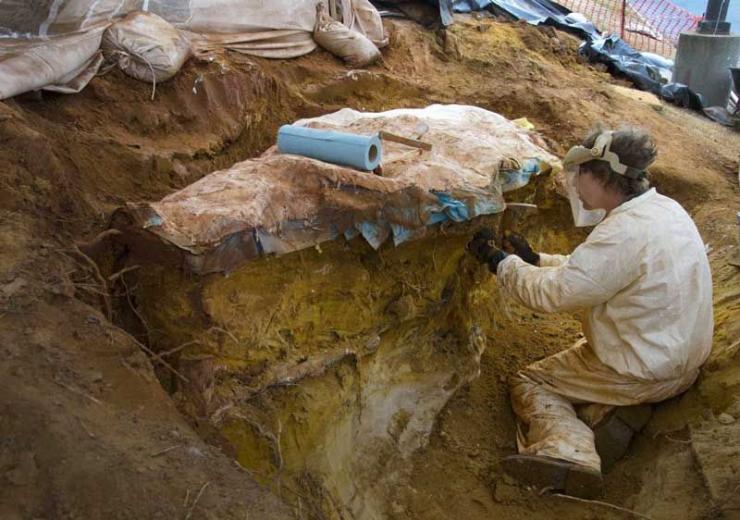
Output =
[{"x1": 379, "y1": 131, "x2": 433, "y2": 151}]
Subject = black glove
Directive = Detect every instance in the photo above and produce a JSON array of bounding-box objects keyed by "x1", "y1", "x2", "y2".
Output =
[
  {"x1": 503, "y1": 231, "x2": 540, "y2": 266},
  {"x1": 467, "y1": 228, "x2": 508, "y2": 273}
]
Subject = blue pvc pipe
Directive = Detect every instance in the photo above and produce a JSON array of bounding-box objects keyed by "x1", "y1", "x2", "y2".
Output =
[{"x1": 277, "y1": 125, "x2": 382, "y2": 171}]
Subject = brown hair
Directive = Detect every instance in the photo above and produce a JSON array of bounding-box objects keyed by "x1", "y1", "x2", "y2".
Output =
[{"x1": 580, "y1": 126, "x2": 657, "y2": 198}]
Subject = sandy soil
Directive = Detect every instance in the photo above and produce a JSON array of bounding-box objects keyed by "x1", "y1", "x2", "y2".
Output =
[{"x1": 1, "y1": 14, "x2": 738, "y2": 520}]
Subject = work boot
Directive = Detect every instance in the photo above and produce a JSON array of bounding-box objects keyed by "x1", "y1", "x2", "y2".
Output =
[
  {"x1": 593, "y1": 404, "x2": 652, "y2": 473},
  {"x1": 501, "y1": 454, "x2": 603, "y2": 498}
]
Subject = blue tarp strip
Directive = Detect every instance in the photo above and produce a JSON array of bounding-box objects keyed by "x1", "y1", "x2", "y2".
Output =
[{"x1": 354, "y1": 160, "x2": 542, "y2": 249}]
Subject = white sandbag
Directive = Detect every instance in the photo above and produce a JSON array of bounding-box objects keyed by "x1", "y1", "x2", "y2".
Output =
[
  {"x1": 347, "y1": 0, "x2": 389, "y2": 49},
  {"x1": 3, "y1": 0, "x2": 320, "y2": 60},
  {"x1": 102, "y1": 11, "x2": 190, "y2": 83},
  {"x1": 0, "y1": 26, "x2": 106, "y2": 100},
  {"x1": 313, "y1": 2, "x2": 380, "y2": 67}
]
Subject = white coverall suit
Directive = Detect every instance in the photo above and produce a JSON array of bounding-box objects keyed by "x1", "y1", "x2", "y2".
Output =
[{"x1": 497, "y1": 188, "x2": 713, "y2": 471}]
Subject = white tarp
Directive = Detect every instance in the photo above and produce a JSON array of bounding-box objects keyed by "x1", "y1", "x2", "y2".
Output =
[
  {"x1": 0, "y1": 25, "x2": 106, "y2": 99},
  {"x1": 0, "y1": 0, "x2": 386, "y2": 54},
  {"x1": 118, "y1": 105, "x2": 559, "y2": 273},
  {"x1": 0, "y1": 1, "x2": 317, "y2": 37},
  {"x1": 0, "y1": 0, "x2": 388, "y2": 99}
]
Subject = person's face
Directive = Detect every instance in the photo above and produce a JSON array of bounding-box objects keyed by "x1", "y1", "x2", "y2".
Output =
[{"x1": 575, "y1": 169, "x2": 609, "y2": 210}]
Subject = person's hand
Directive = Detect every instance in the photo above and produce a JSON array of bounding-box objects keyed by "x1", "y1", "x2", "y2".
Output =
[
  {"x1": 467, "y1": 228, "x2": 496, "y2": 263},
  {"x1": 502, "y1": 231, "x2": 540, "y2": 266},
  {"x1": 467, "y1": 228, "x2": 508, "y2": 273}
]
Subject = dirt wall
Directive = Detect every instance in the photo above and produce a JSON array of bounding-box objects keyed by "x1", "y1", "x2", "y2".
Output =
[
  {"x1": 122, "y1": 219, "x2": 498, "y2": 518},
  {"x1": 1, "y1": 13, "x2": 738, "y2": 520}
]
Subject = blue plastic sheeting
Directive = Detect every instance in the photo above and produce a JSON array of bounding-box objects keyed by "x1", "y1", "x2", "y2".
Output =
[
  {"x1": 357, "y1": 220, "x2": 392, "y2": 249},
  {"x1": 344, "y1": 227, "x2": 361, "y2": 241},
  {"x1": 390, "y1": 223, "x2": 426, "y2": 246},
  {"x1": 357, "y1": 192, "x2": 486, "y2": 248},
  {"x1": 143, "y1": 215, "x2": 164, "y2": 228},
  {"x1": 499, "y1": 158, "x2": 541, "y2": 192},
  {"x1": 353, "y1": 159, "x2": 543, "y2": 250},
  {"x1": 428, "y1": 193, "x2": 470, "y2": 223},
  {"x1": 277, "y1": 125, "x2": 383, "y2": 171}
]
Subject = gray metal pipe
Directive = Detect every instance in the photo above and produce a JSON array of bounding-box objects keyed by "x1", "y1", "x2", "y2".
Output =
[{"x1": 698, "y1": 0, "x2": 732, "y2": 34}]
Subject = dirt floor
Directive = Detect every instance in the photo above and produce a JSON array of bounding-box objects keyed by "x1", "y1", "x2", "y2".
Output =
[{"x1": 1, "y1": 14, "x2": 739, "y2": 520}]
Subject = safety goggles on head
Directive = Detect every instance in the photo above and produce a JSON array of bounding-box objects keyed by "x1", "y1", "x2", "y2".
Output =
[
  {"x1": 561, "y1": 131, "x2": 645, "y2": 227},
  {"x1": 563, "y1": 132, "x2": 643, "y2": 179}
]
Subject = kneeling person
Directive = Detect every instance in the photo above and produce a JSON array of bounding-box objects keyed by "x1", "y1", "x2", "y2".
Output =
[{"x1": 468, "y1": 127, "x2": 713, "y2": 497}]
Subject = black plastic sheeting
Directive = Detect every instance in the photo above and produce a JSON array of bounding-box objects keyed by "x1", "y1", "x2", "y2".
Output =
[
  {"x1": 453, "y1": 0, "x2": 599, "y2": 38},
  {"x1": 581, "y1": 34, "x2": 706, "y2": 111},
  {"x1": 375, "y1": 1, "x2": 455, "y2": 25},
  {"x1": 380, "y1": 0, "x2": 596, "y2": 34},
  {"x1": 450, "y1": 0, "x2": 701, "y2": 104},
  {"x1": 382, "y1": 0, "x2": 733, "y2": 124}
]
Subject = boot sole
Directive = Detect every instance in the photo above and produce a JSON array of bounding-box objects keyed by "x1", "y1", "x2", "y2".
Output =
[{"x1": 501, "y1": 454, "x2": 603, "y2": 499}]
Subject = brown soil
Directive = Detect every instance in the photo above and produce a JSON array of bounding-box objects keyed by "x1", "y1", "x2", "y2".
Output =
[{"x1": 1, "y1": 14, "x2": 738, "y2": 520}]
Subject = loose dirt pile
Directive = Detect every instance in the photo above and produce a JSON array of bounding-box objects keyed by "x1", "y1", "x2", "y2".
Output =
[{"x1": 1, "y1": 14, "x2": 738, "y2": 520}]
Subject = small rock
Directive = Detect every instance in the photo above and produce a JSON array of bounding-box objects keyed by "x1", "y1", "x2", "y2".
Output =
[
  {"x1": 172, "y1": 160, "x2": 190, "y2": 181},
  {"x1": 0, "y1": 277, "x2": 27, "y2": 299},
  {"x1": 718, "y1": 413, "x2": 736, "y2": 425},
  {"x1": 365, "y1": 335, "x2": 381, "y2": 352},
  {"x1": 493, "y1": 481, "x2": 519, "y2": 503},
  {"x1": 187, "y1": 446, "x2": 205, "y2": 458}
]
